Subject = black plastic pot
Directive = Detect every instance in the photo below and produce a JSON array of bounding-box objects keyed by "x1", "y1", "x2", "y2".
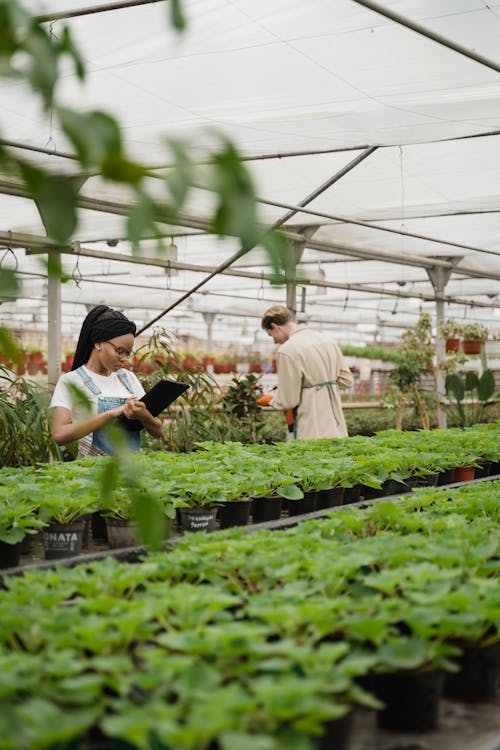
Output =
[
  {"x1": 0, "y1": 540, "x2": 22, "y2": 569},
  {"x1": 474, "y1": 461, "x2": 491, "y2": 479},
  {"x1": 81, "y1": 514, "x2": 91, "y2": 548},
  {"x1": 373, "y1": 669, "x2": 443, "y2": 732},
  {"x1": 317, "y1": 710, "x2": 353, "y2": 750},
  {"x1": 288, "y1": 490, "x2": 318, "y2": 516},
  {"x1": 105, "y1": 517, "x2": 138, "y2": 548},
  {"x1": 490, "y1": 460, "x2": 500, "y2": 476},
  {"x1": 90, "y1": 511, "x2": 108, "y2": 543},
  {"x1": 362, "y1": 484, "x2": 386, "y2": 500},
  {"x1": 444, "y1": 644, "x2": 499, "y2": 702},
  {"x1": 317, "y1": 487, "x2": 344, "y2": 509},
  {"x1": 180, "y1": 507, "x2": 217, "y2": 533},
  {"x1": 343, "y1": 484, "x2": 362, "y2": 504},
  {"x1": 251, "y1": 496, "x2": 283, "y2": 523},
  {"x1": 407, "y1": 473, "x2": 439, "y2": 489},
  {"x1": 218, "y1": 500, "x2": 251, "y2": 529},
  {"x1": 42, "y1": 518, "x2": 85, "y2": 560},
  {"x1": 384, "y1": 478, "x2": 410, "y2": 496},
  {"x1": 437, "y1": 468, "x2": 454, "y2": 486},
  {"x1": 19, "y1": 535, "x2": 31, "y2": 555}
]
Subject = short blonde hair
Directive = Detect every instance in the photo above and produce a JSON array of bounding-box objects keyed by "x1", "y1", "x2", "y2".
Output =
[{"x1": 261, "y1": 305, "x2": 293, "y2": 330}]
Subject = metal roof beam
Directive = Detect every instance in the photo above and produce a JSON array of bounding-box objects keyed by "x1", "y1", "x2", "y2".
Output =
[
  {"x1": 18, "y1": 242, "x2": 500, "y2": 310},
  {"x1": 351, "y1": 0, "x2": 500, "y2": 75}
]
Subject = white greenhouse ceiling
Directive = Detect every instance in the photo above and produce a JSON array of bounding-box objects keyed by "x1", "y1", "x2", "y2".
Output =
[{"x1": 1, "y1": 0, "x2": 500, "y2": 350}]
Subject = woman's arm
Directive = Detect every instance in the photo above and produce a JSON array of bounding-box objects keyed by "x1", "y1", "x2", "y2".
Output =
[{"x1": 52, "y1": 404, "x2": 126, "y2": 446}]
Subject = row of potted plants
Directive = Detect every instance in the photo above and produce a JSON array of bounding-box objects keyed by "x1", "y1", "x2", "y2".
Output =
[
  {"x1": 0, "y1": 422, "x2": 498, "y2": 563},
  {"x1": 0, "y1": 479, "x2": 498, "y2": 749}
]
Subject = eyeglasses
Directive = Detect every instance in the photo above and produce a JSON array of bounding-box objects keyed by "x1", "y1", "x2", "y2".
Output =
[{"x1": 105, "y1": 341, "x2": 134, "y2": 359}]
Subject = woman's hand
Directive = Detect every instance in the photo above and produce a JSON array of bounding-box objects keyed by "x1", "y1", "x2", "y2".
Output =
[
  {"x1": 122, "y1": 397, "x2": 147, "y2": 420},
  {"x1": 122, "y1": 397, "x2": 163, "y2": 439}
]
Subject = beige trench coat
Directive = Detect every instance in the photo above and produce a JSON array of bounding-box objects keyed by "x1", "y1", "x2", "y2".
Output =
[{"x1": 269, "y1": 324, "x2": 354, "y2": 440}]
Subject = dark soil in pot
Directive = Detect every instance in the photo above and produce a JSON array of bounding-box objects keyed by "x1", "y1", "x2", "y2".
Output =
[
  {"x1": 317, "y1": 487, "x2": 344, "y2": 509},
  {"x1": 372, "y1": 669, "x2": 443, "y2": 732},
  {"x1": 218, "y1": 500, "x2": 251, "y2": 529},
  {"x1": 444, "y1": 644, "x2": 499, "y2": 702},
  {"x1": 288, "y1": 490, "x2": 318, "y2": 516},
  {"x1": 251, "y1": 496, "x2": 283, "y2": 523}
]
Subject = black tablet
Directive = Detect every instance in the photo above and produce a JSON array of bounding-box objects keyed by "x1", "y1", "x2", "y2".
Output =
[{"x1": 117, "y1": 379, "x2": 190, "y2": 431}]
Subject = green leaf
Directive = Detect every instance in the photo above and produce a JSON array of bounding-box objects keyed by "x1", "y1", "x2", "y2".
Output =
[
  {"x1": 127, "y1": 197, "x2": 157, "y2": 249},
  {"x1": 445, "y1": 373, "x2": 464, "y2": 402},
  {"x1": 132, "y1": 492, "x2": 167, "y2": 550},
  {"x1": 58, "y1": 108, "x2": 123, "y2": 167},
  {"x1": 36, "y1": 174, "x2": 78, "y2": 244},
  {"x1": 58, "y1": 27, "x2": 85, "y2": 81},
  {"x1": 0, "y1": 268, "x2": 20, "y2": 299},
  {"x1": 464, "y1": 371, "x2": 479, "y2": 391},
  {"x1": 170, "y1": 0, "x2": 187, "y2": 32},
  {"x1": 477, "y1": 369, "x2": 495, "y2": 402},
  {"x1": 165, "y1": 138, "x2": 192, "y2": 209}
]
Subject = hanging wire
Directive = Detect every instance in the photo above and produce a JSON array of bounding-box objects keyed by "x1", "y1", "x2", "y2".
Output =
[
  {"x1": 343, "y1": 284, "x2": 350, "y2": 311},
  {"x1": 399, "y1": 145, "x2": 406, "y2": 254},
  {"x1": 44, "y1": 23, "x2": 57, "y2": 152},
  {"x1": 257, "y1": 271, "x2": 265, "y2": 300},
  {"x1": 0, "y1": 231, "x2": 18, "y2": 271},
  {"x1": 392, "y1": 292, "x2": 400, "y2": 315},
  {"x1": 71, "y1": 241, "x2": 82, "y2": 288},
  {"x1": 165, "y1": 260, "x2": 172, "y2": 290}
]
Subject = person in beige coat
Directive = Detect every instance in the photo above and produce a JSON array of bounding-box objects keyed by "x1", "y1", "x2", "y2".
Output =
[{"x1": 259, "y1": 306, "x2": 354, "y2": 440}]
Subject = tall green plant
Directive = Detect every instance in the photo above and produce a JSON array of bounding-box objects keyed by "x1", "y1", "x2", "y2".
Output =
[
  {"x1": 0, "y1": 368, "x2": 62, "y2": 466},
  {"x1": 445, "y1": 369, "x2": 496, "y2": 428}
]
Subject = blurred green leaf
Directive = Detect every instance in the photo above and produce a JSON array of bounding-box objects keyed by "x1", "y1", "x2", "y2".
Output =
[
  {"x1": 0, "y1": 326, "x2": 21, "y2": 360},
  {"x1": 0, "y1": 268, "x2": 20, "y2": 299},
  {"x1": 170, "y1": 0, "x2": 187, "y2": 31},
  {"x1": 132, "y1": 492, "x2": 167, "y2": 550}
]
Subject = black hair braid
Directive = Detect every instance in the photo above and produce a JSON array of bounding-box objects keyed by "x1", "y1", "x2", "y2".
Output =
[{"x1": 72, "y1": 305, "x2": 111, "y2": 370}]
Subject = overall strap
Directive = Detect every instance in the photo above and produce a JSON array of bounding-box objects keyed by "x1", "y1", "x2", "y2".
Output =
[
  {"x1": 116, "y1": 368, "x2": 136, "y2": 394},
  {"x1": 74, "y1": 365, "x2": 102, "y2": 395},
  {"x1": 302, "y1": 380, "x2": 339, "y2": 426}
]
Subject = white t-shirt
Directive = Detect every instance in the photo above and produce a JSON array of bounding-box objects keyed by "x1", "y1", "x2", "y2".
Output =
[{"x1": 50, "y1": 366, "x2": 145, "y2": 423}]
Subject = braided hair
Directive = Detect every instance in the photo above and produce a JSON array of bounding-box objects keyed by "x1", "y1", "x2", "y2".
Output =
[{"x1": 72, "y1": 305, "x2": 137, "y2": 370}]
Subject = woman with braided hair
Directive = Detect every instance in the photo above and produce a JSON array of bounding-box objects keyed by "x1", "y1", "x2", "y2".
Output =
[{"x1": 51, "y1": 305, "x2": 162, "y2": 458}]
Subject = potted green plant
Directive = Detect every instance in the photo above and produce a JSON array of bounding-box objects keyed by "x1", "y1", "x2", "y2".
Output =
[
  {"x1": 445, "y1": 368, "x2": 496, "y2": 429},
  {"x1": 38, "y1": 491, "x2": 97, "y2": 560},
  {"x1": 0, "y1": 495, "x2": 44, "y2": 568},
  {"x1": 458, "y1": 322, "x2": 488, "y2": 354},
  {"x1": 439, "y1": 319, "x2": 461, "y2": 352}
]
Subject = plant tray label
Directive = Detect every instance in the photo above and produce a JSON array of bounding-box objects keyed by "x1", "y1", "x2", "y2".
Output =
[{"x1": 43, "y1": 531, "x2": 79, "y2": 551}]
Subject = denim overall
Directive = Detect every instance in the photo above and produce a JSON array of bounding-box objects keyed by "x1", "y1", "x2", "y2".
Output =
[{"x1": 75, "y1": 366, "x2": 141, "y2": 455}]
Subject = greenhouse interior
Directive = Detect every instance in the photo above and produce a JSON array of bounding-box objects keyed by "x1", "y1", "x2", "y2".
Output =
[{"x1": 0, "y1": 1, "x2": 499, "y2": 749}]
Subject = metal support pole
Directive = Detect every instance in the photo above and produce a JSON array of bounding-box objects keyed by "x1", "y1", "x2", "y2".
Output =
[
  {"x1": 47, "y1": 250, "x2": 61, "y2": 385},
  {"x1": 202, "y1": 312, "x2": 216, "y2": 352},
  {"x1": 427, "y1": 259, "x2": 461, "y2": 428}
]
